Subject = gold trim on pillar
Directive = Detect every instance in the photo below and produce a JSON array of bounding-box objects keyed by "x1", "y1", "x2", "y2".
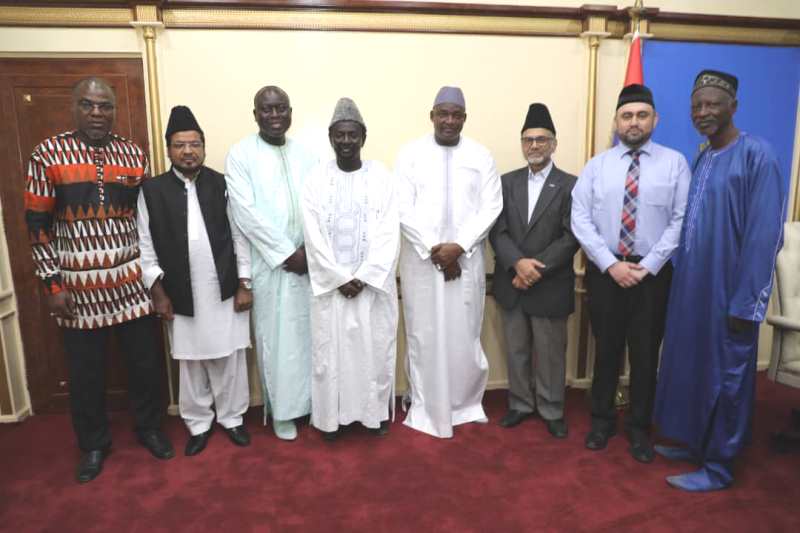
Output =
[
  {"x1": 162, "y1": 8, "x2": 582, "y2": 35},
  {"x1": 131, "y1": 18, "x2": 178, "y2": 415},
  {"x1": 0, "y1": 6, "x2": 133, "y2": 27},
  {"x1": 134, "y1": 24, "x2": 166, "y2": 175},
  {"x1": 575, "y1": 8, "x2": 612, "y2": 382},
  {"x1": 135, "y1": 4, "x2": 160, "y2": 24},
  {"x1": 791, "y1": 93, "x2": 800, "y2": 222},
  {"x1": 581, "y1": 22, "x2": 611, "y2": 162}
]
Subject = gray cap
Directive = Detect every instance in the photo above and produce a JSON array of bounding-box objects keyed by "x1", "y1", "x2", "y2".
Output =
[
  {"x1": 433, "y1": 86, "x2": 465, "y2": 109},
  {"x1": 329, "y1": 97, "x2": 366, "y2": 130}
]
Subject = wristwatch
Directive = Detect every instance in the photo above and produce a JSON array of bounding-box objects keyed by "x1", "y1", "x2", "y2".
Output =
[{"x1": 239, "y1": 279, "x2": 253, "y2": 290}]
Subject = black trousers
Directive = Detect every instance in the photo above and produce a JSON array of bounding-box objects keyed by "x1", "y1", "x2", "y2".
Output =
[
  {"x1": 586, "y1": 261, "x2": 672, "y2": 433},
  {"x1": 62, "y1": 315, "x2": 163, "y2": 452}
]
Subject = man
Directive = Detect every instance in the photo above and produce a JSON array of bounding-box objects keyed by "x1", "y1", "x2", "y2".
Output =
[
  {"x1": 302, "y1": 98, "x2": 399, "y2": 441},
  {"x1": 571, "y1": 84, "x2": 690, "y2": 463},
  {"x1": 490, "y1": 103, "x2": 578, "y2": 438},
  {"x1": 23, "y1": 77, "x2": 173, "y2": 483},
  {"x1": 396, "y1": 86, "x2": 502, "y2": 438},
  {"x1": 138, "y1": 106, "x2": 253, "y2": 456},
  {"x1": 653, "y1": 70, "x2": 787, "y2": 491},
  {"x1": 225, "y1": 86, "x2": 316, "y2": 440}
]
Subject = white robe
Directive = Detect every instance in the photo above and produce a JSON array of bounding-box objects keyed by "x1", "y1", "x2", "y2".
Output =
[
  {"x1": 395, "y1": 134, "x2": 502, "y2": 438},
  {"x1": 302, "y1": 160, "x2": 399, "y2": 432},
  {"x1": 225, "y1": 134, "x2": 317, "y2": 422}
]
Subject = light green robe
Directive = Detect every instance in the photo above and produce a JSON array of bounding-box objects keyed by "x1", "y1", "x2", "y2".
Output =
[{"x1": 225, "y1": 133, "x2": 317, "y2": 421}]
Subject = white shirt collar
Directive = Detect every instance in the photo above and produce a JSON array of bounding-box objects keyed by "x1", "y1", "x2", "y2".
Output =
[
  {"x1": 528, "y1": 160, "x2": 553, "y2": 182},
  {"x1": 617, "y1": 139, "x2": 653, "y2": 159},
  {"x1": 172, "y1": 167, "x2": 199, "y2": 186}
]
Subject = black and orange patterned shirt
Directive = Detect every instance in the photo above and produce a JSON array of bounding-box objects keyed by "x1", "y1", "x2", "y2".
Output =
[{"x1": 24, "y1": 131, "x2": 153, "y2": 329}]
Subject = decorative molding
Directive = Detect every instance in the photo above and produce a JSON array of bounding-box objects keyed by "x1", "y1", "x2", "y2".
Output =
[
  {"x1": 0, "y1": 3, "x2": 797, "y2": 45},
  {"x1": 650, "y1": 22, "x2": 800, "y2": 46},
  {"x1": 0, "y1": 6, "x2": 133, "y2": 27},
  {"x1": 164, "y1": 1, "x2": 582, "y2": 17},
  {"x1": 162, "y1": 7, "x2": 581, "y2": 35},
  {"x1": 135, "y1": 4, "x2": 161, "y2": 23}
]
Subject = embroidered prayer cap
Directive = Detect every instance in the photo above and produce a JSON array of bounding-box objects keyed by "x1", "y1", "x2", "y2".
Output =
[
  {"x1": 329, "y1": 97, "x2": 366, "y2": 133},
  {"x1": 433, "y1": 86, "x2": 466, "y2": 109},
  {"x1": 165, "y1": 105, "x2": 203, "y2": 144},
  {"x1": 616, "y1": 83, "x2": 655, "y2": 110},
  {"x1": 521, "y1": 103, "x2": 556, "y2": 135},
  {"x1": 692, "y1": 69, "x2": 738, "y2": 97}
]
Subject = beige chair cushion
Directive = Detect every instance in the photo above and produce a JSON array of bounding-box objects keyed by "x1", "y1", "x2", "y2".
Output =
[{"x1": 770, "y1": 222, "x2": 800, "y2": 385}]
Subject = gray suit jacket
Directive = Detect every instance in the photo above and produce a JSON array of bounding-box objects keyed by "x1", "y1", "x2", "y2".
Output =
[{"x1": 489, "y1": 164, "x2": 579, "y2": 318}]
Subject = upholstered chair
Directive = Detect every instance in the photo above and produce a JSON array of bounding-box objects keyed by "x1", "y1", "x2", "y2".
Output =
[
  {"x1": 767, "y1": 221, "x2": 800, "y2": 451},
  {"x1": 767, "y1": 221, "x2": 800, "y2": 388}
]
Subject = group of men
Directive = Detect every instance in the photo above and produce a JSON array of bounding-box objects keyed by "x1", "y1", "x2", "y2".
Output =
[{"x1": 24, "y1": 71, "x2": 786, "y2": 493}]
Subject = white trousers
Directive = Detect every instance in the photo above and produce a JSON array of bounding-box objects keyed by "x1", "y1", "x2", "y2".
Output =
[{"x1": 178, "y1": 349, "x2": 249, "y2": 435}]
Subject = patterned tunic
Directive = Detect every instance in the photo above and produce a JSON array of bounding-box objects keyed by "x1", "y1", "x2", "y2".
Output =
[{"x1": 24, "y1": 131, "x2": 153, "y2": 329}]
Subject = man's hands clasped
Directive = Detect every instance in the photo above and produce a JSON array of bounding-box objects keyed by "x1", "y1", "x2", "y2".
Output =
[
  {"x1": 513, "y1": 258, "x2": 546, "y2": 290},
  {"x1": 432, "y1": 243, "x2": 464, "y2": 282},
  {"x1": 283, "y1": 246, "x2": 308, "y2": 275},
  {"x1": 338, "y1": 279, "x2": 365, "y2": 299},
  {"x1": 47, "y1": 291, "x2": 77, "y2": 320},
  {"x1": 608, "y1": 261, "x2": 648, "y2": 289}
]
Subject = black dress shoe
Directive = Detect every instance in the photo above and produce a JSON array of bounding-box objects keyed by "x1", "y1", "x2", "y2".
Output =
[
  {"x1": 791, "y1": 408, "x2": 800, "y2": 429},
  {"x1": 76, "y1": 449, "x2": 107, "y2": 484},
  {"x1": 185, "y1": 430, "x2": 211, "y2": 456},
  {"x1": 137, "y1": 429, "x2": 175, "y2": 460},
  {"x1": 499, "y1": 409, "x2": 530, "y2": 428},
  {"x1": 585, "y1": 428, "x2": 615, "y2": 450},
  {"x1": 627, "y1": 431, "x2": 655, "y2": 463},
  {"x1": 372, "y1": 421, "x2": 389, "y2": 437},
  {"x1": 546, "y1": 418, "x2": 568, "y2": 439},
  {"x1": 322, "y1": 429, "x2": 339, "y2": 442},
  {"x1": 225, "y1": 425, "x2": 251, "y2": 447}
]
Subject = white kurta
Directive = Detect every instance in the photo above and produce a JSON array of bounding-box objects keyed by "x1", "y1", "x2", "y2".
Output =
[
  {"x1": 137, "y1": 170, "x2": 251, "y2": 360},
  {"x1": 395, "y1": 134, "x2": 502, "y2": 438},
  {"x1": 302, "y1": 160, "x2": 399, "y2": 432},
  {"x1": 137, "y1": 169, "x2": 252, "y2": 434},
  {"x1": 225, "y1": 134, "x2": 317, "y2": 422}
]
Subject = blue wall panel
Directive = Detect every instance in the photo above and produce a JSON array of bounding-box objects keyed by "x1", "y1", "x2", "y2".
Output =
[{"x1": 643, "y1": 40, "x2": 800, "y2": 186}]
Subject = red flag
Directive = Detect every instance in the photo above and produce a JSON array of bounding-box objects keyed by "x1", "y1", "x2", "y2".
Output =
[{"x1": 624, "y1": 32, "x2": 643, "y2": 86}]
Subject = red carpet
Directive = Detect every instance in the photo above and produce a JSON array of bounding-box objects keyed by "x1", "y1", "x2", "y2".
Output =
[{"x1": 1, "y1": 372, "x2": 799, "y2": 532}]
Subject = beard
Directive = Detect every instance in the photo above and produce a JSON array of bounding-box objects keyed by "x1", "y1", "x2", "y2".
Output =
[
  {"x1": 173, "y1": 160, "x2": 201, "y2": 176},
  {"x1": 527, "y1": 154, "x2": 550, "y2": 167},
  {"x1": 618, "y1": 129, "x2": 651, "y2": 148}
]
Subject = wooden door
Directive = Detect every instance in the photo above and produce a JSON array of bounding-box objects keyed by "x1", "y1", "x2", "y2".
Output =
[{"x1": 0, "y1": 58, "x2": 157, "y2": 413}]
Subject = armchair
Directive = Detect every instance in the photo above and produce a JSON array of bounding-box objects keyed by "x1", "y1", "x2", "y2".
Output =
[{"x1": 767, "y1": 221, "x2": 800, "y2": 451}]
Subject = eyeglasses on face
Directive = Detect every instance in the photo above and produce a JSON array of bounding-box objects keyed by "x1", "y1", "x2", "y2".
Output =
[
  {"x1": 521, "y1": 136, "x2": 554, "y2": 147},
  {"x1": 170, "y1": 141, "x2": 204, "y2": 150},
  {"x1": 77, "y1": 100, "x2": 115, "y2": 113}
]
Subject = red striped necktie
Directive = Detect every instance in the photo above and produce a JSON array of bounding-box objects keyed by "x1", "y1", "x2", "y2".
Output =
[{"x1": 617, "y1": 150, "x2": 641, "y2": 257}]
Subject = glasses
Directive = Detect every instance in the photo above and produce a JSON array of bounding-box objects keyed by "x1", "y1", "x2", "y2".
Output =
[
  {"x1": 521, "y1": 136, "x2": 554, "y2": 147},
  {"x1": 77, "y1": 100, "x2": 115, "y2": 113},
  {"x1": 171, "y1": 141, "x2": 204, "y2": 150}
]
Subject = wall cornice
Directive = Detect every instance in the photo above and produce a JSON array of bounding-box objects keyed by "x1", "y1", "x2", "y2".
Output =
[{"x1": 0, "y1": 1, "x2": 798, "y2": 45}]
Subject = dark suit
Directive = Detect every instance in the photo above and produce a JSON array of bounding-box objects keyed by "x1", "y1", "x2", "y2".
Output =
[{"x1": 489, "y1": 164, "x2": 578, "y2": 419}]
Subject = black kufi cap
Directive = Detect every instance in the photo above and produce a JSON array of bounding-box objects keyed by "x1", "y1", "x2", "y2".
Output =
[
  {"x1": 616, "y1": 83, "x2": 655, "y2": 110},
  {"x1": 165, "y1": 105, "x2": 203, "y2": 143},
  {"x1": 692, "y1": 69, "x2": 738, "y2": 97},
  {"x1": 521, "y1": 103, "x2": 556, "y2": 135}
]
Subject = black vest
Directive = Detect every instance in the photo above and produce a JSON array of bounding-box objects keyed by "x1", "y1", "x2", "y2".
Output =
[{"x1": 141, "y1": 166, "x2": 238, "y2": 316}]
